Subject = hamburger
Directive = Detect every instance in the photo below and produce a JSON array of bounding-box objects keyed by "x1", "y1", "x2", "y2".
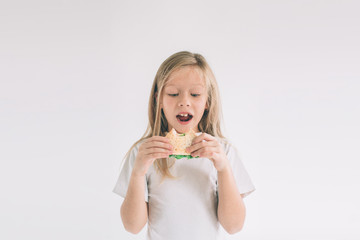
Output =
[{"x1": 165, "y1": 128, "x2": 198, "y2": 159}]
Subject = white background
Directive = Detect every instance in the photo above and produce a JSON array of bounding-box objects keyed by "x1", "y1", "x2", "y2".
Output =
[{"x1": 1, "y1": 0, "x2": 359, "y2": 239}]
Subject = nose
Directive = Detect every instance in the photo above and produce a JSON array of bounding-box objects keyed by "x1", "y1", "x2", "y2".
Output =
[{"x1": 178, "y1": 94, "x2": 190, "y2": 107}]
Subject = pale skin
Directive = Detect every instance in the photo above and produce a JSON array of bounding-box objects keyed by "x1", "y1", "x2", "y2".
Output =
[{"x1": 120, "y1": 66, "x2": 246, "y2": 234}]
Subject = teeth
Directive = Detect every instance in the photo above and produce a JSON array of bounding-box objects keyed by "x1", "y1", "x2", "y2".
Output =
[{"x1": 179, "y1": 113, "x2": 189, "y2": 117}]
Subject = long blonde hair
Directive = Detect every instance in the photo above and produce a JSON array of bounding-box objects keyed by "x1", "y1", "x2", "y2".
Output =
[{"x1": 123, "y1": 51, "x2": 227, "y2": 179}]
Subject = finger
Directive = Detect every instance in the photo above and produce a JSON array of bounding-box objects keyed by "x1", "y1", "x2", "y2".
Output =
[
  {"x1": 186, "y1": 140, "x2": 217, "y2": 153},
  {"x1": 145, "y1": 147, "x2": 173, "y2": 154},
  {"x1": 191, "y1": 146, "x2": 219, "y2": 158},
  {"x1": 146, "y1": 152, "x2": 172, "y2": 159},
  {"x1": 147, "y1": 136, "x2": 171, "y2": 144},
  {"x1": 191, "y1": 133, "x2": 215, "y2": 145},
  {"x1": 143, "y1": 141, "x2": 173, "y2": 151}
]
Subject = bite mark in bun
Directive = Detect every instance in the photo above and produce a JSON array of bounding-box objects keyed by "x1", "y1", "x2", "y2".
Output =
[{"x1": 165, "y1": 128, "x2": 198, "y2": 159}]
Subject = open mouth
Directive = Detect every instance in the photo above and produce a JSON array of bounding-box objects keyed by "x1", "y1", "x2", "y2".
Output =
[{"x1": 176, "y1": 113, "x2": 193, "y2": 122}]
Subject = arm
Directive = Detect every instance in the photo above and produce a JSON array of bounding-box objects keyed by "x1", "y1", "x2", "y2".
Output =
[
  {"x1": 186, "y1": 133, "x2": 246, "y2": 234},
  {"x1": 120, "y1": 136, "x2": 173, "y2": 234},
  {"x1": 217, "y1": 163, "x2": 246, "y2": 234},
  {"x1": 120, "y1": 171, "x2": 148, "y2": 234}
]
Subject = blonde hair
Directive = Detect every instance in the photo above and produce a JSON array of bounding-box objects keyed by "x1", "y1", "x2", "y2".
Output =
[{"x1": 123, "y1": 51, "x2": 227, "y2": 179}]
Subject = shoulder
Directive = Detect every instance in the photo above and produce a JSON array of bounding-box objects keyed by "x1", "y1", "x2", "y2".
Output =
[
  {"x1": 215, "y1": 137, "x2": 237, "y2": 155},
  {"x1": 123, "y1": 138, "x2": 148, "y2": 163},
  {"x1": 129, "y1": 138, "x2": 147, "y2": 154},
  {"x1": 118, "y1": 138, "x2": 148, "y2": 172}
]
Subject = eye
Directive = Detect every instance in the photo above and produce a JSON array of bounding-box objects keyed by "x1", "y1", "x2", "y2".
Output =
[
  {"x1": 191, "y1": 94, "x2": 200, "y2": 97},
  {"x1": 168, "y1": 93, "x2": 179, "y2": 97}
]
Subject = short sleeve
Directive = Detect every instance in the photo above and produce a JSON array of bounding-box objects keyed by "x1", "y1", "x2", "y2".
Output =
[
  {"x1": 112, "y1": 143, "x2": 149, "y2": 202},
  {"x1": 224, "y1": 141, "x2": 256, "y2": 198}
]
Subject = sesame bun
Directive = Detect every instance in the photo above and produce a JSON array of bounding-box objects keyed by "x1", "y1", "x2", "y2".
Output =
[{"x1": 165, "y1": 128, "x2": 198, "y2": 159}]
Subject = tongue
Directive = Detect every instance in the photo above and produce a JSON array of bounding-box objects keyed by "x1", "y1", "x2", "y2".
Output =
[{"x1": 178, "y1": 115, "x2": 191, "y2": 121}]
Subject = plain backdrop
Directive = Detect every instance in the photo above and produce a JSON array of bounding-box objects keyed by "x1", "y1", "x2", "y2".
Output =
[{"x1": 1, "y1": 0, "x2": 359, "y2": 239}]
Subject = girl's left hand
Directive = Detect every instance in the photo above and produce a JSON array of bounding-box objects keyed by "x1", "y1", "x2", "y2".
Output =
[{"x1": 186, "y1": 133, "x2": 230, "y2": 172}]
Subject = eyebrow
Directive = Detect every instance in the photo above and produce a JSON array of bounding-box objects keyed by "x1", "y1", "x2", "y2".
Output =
[{"x1": 165, "y1": 84, "x2": 205, "y2": 88}]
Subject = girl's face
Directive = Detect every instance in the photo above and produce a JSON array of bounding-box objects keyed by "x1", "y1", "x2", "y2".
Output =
[{"x1": 160, "y1": 66, "x2": 208, "y2": 134}]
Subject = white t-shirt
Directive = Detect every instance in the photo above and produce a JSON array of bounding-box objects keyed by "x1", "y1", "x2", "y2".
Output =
[{"x1": 113, "y1": 135, "x2": 256, "y2": 240}]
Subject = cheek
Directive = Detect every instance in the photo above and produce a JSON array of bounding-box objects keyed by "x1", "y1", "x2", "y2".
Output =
[
  {"x1": 196, "y1": 97, "x2": 207, "y2": 107},
  {"x1": 194, "y1": 100, "x2": 207, "y2": 114},
  {"x1": 162, "y1": 97, "x2": 174, "y2": 108},
  {"x1": 161, "y1": 98, "x2": 176, "y2": 117}
]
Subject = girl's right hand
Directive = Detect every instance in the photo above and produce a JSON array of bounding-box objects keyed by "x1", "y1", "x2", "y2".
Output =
[{"x1": 132, "y1": 136, "x2": 173, "y2": 176}]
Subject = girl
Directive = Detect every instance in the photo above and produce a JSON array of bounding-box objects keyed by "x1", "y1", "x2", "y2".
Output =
[{"x1": 113, "y1": 51, "x2": 255, "y2": 240}]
